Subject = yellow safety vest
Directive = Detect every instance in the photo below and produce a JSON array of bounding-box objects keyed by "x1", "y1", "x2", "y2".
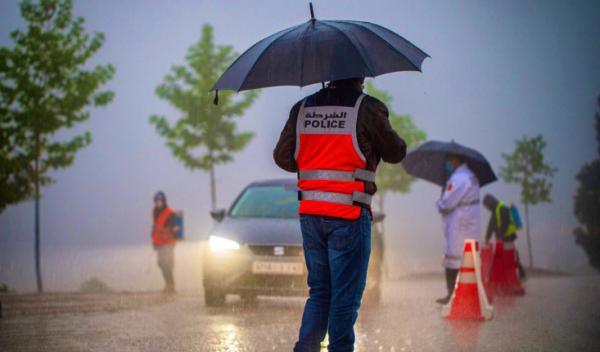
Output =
[{"x1": 495, "y1": 201, "x2": 517, "y2": 238}]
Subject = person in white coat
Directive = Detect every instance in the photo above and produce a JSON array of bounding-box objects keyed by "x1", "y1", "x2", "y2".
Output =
[{"x1": 435, "y1": 154, "x2": 481, "y2": 304}]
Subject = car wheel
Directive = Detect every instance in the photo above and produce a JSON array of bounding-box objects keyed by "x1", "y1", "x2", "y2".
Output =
[{"x1": 204, "y1": 288, "x2": 225, "y2": 307}]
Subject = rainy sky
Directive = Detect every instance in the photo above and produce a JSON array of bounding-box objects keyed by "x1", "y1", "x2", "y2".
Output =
[{"x1": 1, "y1": 0, "x2": 600, "y2": 290}]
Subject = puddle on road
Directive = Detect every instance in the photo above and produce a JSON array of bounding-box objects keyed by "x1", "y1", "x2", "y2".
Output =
[{"x1": 211, "y1": 323, "x2": 244, "y2": 352}]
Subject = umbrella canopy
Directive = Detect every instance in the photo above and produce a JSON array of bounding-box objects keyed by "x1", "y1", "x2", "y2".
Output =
[
  {"x1": 402, "y1": 140, "x2": 497, "y2": 187},
  {"x1": 212, "y1": 4, "x2": 429, "y2": 93}
]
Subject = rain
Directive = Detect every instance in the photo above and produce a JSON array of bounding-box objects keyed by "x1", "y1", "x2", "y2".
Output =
[{"x1": 1, "y1": 1, "x2": 599, "y2": 351}]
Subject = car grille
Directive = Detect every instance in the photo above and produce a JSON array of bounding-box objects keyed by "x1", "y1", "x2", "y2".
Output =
[{"x1": 249, "y1": 245, "x2": 303, "y2": 257}]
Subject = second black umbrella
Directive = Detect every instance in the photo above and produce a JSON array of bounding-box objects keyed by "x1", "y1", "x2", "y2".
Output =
[{"x1": 402, "y1": 140, "x2": 497, "y2": 187}]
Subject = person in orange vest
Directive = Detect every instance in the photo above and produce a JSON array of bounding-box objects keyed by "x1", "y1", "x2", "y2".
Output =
[
  {"x1": 152, "y1": 191, "x2": 179, "y2": 293},
  {"x1": 274, "y1": 78, "x2": 406, "y2": 352}
]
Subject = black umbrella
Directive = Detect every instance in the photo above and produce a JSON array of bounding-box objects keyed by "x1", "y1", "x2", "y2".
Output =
[
  {"x1": 402, "y1": 140, "x2": 497, "y2": 187},
  {"x1": 212, "y1": 3, "x2": 428, "y2": 100}
]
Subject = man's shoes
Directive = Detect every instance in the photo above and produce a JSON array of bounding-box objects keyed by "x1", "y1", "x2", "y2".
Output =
[
  {"x1": 162, "y1": 285, "x2": 176, "y2": 294},
  {"x1": 436, "y1": 295, "x2": 451, "y2": 305}
]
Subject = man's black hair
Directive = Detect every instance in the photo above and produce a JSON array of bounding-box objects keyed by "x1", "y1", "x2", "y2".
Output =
[
  {"x1": 329, "y1": 77, "x2": 365, "y2": 88},
  {"x1": 446, "y1": 153, "x2": 465, "y2": 164}
]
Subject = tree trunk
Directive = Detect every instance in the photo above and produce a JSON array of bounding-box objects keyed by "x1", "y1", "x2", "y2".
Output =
[
  {"x1": 34, "y1": 134, "x2": 43, "y2": 293},
  {"x1": 34, "y1": 179, "x2": 42, "y2": 292},
  {"x1": 524, "y1": 203, "x2": 533, "y2": 268},
  {"x1": 209, "y1": 165, "x2": 217, "y2": 210}
]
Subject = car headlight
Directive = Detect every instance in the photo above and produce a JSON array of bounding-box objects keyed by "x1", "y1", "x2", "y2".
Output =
[{"x1": 209, "y1": 235, "x2": 240, "y2": 253}]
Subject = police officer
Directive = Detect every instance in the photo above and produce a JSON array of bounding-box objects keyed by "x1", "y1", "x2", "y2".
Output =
[
  {"x1": 274, "y1": 78, "x2": 406, "y2": 352},
  {"x1": 151, "y1": 191, "x2": 179, "y2": 293},
  {"x1": 483, "y1": 193, "x2": 526, "y2": 278},
  {"x1": 435, "y1": 154, "x2": 481, "y2": 304}
]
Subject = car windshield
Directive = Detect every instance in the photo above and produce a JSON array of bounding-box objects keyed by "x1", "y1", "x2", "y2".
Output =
[{"x1": 230, "y1": 185, "x2": 299, "y2": 219}]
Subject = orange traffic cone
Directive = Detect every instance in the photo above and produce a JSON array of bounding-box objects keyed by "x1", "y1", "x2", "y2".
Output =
[
  {"x1": 501, "y1": 242, "x2": 525, "y2": 295},
  {"x1": 442, "y1": 240, "x2": 494, "y2": 320}
]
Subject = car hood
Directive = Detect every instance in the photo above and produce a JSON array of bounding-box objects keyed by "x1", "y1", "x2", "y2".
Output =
[{"x1": 209, "y1": 217, "x2": 301, "y2": 245}]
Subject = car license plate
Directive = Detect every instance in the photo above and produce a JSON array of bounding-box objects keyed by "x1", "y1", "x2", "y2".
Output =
[{"x1": 252, "y1": 261, "x2": 304, "y2": 275}]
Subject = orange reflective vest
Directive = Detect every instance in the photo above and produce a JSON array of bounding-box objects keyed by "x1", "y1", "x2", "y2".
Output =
[
  {"x1": 294, "y1": 94, "x2": 374, "y2": 220},
  {"x1": 152, "y1": 207, "x2": 176, "y2": 245}
]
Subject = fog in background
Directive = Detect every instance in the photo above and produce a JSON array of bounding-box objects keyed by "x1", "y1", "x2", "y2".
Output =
[{"x1": 1, "y1": 0, "x2": 599, "y2": 292}]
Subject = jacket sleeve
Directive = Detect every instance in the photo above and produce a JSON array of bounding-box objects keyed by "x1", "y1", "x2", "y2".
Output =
[
  {"x1": 362, "y1": 96, "x2": 407, "y2": 164},
  {"x1": 273, "y1": 101, "x2": 301, "y2": 172},
  {"x1": 436, "y1": 177, "x2": 468, "y2": 214}
]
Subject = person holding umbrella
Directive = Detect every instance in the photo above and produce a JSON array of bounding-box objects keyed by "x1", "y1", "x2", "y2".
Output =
[
  {"x1": 212, "y1": 4, "x2": 428, "y2": 350},
  {"x1": 274, "y1": 77, "x2": 407, "y2": 350},
  {"x1": 402, "y1": 141, "x2": 497, "y2": 305},
  {"x1": 435, "y1": 154, "x2": 482, "y2": 304}
]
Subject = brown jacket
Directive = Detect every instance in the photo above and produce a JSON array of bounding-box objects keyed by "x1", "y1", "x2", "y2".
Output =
[{"x1": 273, "y1": 86, "x2": 407, "y2": 194}]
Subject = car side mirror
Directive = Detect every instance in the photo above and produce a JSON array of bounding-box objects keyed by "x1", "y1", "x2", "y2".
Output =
[
  {"x1": 372, "y1": 211, "x2": 385, "y2": 223},
  {"x1": 210, "y1": 208, "x2": 226, "y2": 222}
]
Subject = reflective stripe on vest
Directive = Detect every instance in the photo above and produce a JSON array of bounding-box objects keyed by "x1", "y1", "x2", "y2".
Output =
[
  {"x1": 298, "y1": 168, "x2": 376, "y2": 183},
  {"x1": 495, "y1": 201, "x2": 517, "y2": 238},
  {"x1": 300, "y1": 190, "x2": 373, "y2": 206},
  {"x1": 294, "y1": 94, "x2": 370, "y2": 219}
]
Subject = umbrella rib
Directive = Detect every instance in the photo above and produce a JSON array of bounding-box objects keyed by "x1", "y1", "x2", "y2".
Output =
[
  {"x1": 211, "y1": 26, "x2": 293, "y2": 91},
  {"x1": 298, "y1": 22, "x2": 313, "y2": 87},
  {"x1": 351, "y1": 21, "x2": 430, "y2": 59},
  {"x1": 320, "y1": 21, "x2": 375, "y2": 77},
  {"x1": 237, "y1": 25, "x2": 299, "y2": 91},
  {"x1": 354, "y1": 23, "x2": 422, "y2": 72}
]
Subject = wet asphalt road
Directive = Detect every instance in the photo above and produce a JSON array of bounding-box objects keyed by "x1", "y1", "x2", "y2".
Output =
[{"x1": 1, "y1": 275, "x2": 599, "y2": 352}]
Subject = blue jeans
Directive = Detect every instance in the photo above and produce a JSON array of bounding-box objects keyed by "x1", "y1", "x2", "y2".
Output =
[{"x1": 294, "y1": 208, "x2": 371, "y2": 352}]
